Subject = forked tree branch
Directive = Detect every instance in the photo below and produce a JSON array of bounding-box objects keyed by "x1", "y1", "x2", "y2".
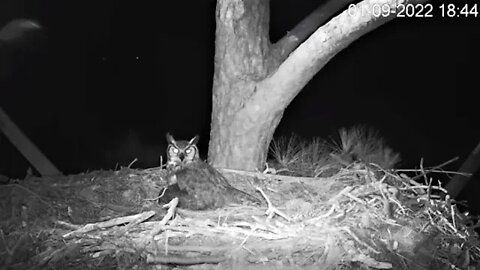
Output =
[
  {"x1": 248, "y1": 0, "x2": 428, "y2": 115},
  {"x1": 270, "y1": 0, "x2": 355, "y2": 66}
]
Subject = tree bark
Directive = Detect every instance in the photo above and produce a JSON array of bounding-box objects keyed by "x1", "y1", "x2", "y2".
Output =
[
  {"x1": 209, "y1": 0, "x2": 428, "y2": 171},
  {"x1": 209, "y1": 0, "x2": 272, "y2": 170}
]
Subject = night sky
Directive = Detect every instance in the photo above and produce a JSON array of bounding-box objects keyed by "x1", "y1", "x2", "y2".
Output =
[{"x1": 1, "y1": 1, "x2": 479, "y2": 207}]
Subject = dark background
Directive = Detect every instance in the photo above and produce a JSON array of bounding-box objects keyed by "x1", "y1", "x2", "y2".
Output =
[{"x1": 1, "y1": 1, "x2": 479, "y2": 210}]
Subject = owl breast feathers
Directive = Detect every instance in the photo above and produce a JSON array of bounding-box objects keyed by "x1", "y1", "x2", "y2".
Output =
[{"x1": 159, "y1": 161, "x2": 261, "y2": 210}]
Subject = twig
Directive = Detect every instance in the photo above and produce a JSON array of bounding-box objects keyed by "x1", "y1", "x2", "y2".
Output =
[
  {"x1": 150, "y1": 197, "x2": 178, "y2": 237},
  {"x1": 242, "y1": 245, "x2": 255, "y2": 256},
  {"x1": 128, "y1": 158, "x2": 138, "y2": 169},
  {"x1": 388, "y1": 197, "x2": 406, "y2": 216},
  {"x1": 305, "y1": 204, "x2": 336, "y2": 224},
  {"x1": 212, "y1": 226, "x2": 289, "y2": 240},
  {"x1": 63, "y1": 210, "x2": 156, "y2": 238},
  {"x1": 155, "y1": 245, "x2": 229, "y2": 253},
  {"x1": 326, "y1": 186, "x2": 352, "y2": 203},
  {"x1": 344, "y1": 192, "x2": 366, "y2": 205},
  {"x1": 351, "y1": 253, "x2": 392, "y2": 269},
  {"x1": 164, "y1": 230, "x2": 170, "y2": 255},
  {"x1": 341, "y1": 227, "x2": 379, "y2": 254},
  {"x1": 450, "y1": 203, "x2": 457, "y2": 231},
  {"x1": 146, "y1": 254, "x2": 226, "y2": 265},
  {"x1": 400, "y1": 185, "x2": 448, "y2": 194},
  {"x1": 255, "y1": 187, "x2": 291, "y2": 222},
  {"x1": 262, "y1": 162, "x2": 275, "y2": 174},
  {"x1": 55, "y1": 220, "x2": 81, "y2": 230},
  {"x1": 395, "y1": 157, "x2": 463, "y2": 180},
  {"x1": 395, "y1": 157, "x2": 458, "y2": 172},
  {"x1": 116, "y1": 211, "x2": 156, "y2": 236},
  {"x1": 395, "y1": 170, "x2": 470, "y2": 177},
  {"x1": 150, "y1": 198, "x2": 178, "y2": 256},
  {"x1": 420, "y1": 158, "x2": 428, "y2": 186},
  {"x1": 144, "y1": 166, "x2": 163, "y2": 172},
  {"x1": 145, "y1": 187, "x2": 167, "y2": 201},
  {"x1": 218, "y1": 168, "x2": 322, "y2": 183},
  {"x1": 427, "y1": 177, "x2": 433, "y2": 201},
  {"x1": 427, "y1": 156, "x2": 459, "y2": 170}
]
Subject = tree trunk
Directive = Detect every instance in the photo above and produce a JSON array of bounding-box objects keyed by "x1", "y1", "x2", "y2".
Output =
[
  {"x1": 208, "y1": 0, "x2": 273, "y2": 170},
  {"x1": 209, "y1": 95, "x2": 285, "y2": 170},
  {"x1": 208, "y1": 0, "x2": 428, "y2": 171}
]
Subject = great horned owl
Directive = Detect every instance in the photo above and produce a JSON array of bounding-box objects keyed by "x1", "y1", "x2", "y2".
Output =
[
  {"x1": 160, "y1": 134, "x2": 261, "y2": 210},
  {"x1": 165, "y1": 133, "x2": 200, "y2": 170}
]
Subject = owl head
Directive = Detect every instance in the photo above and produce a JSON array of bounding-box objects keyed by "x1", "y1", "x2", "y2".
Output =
[{"x1": 166, "y1": 133, "x2": 200, "y2": 169}]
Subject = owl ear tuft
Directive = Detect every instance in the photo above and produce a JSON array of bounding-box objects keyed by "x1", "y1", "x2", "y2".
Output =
[
  {"x1": 166, "y1": 133, "x2": 177, "y2": 146},
  {"x1": 189, "y1": 135, "x2": 200, "y2": 146}
]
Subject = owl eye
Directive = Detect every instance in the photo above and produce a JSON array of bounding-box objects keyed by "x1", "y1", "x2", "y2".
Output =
[
  {"x1": 185, "y1": 148, "x2": 192, "y2": 154},
  {"x1": 172, "y1": 148, "x2": 179, "y2": 154}
]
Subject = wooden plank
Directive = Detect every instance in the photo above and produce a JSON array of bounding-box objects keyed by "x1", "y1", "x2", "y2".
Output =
[{"x1": 0, "y1": 106, "x2": 62, "y2": 176}]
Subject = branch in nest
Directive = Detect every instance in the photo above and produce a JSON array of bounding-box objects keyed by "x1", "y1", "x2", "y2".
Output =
[
  {"x1": 62, "y1": 210, "x2": 156, "y2": 238},
  {"x1": 146, "y1": 254, "x2": 226, "y2": 265},
  {"x1": 256, "y1": 187, "x2": 291, "y2": 222},
  {"x1": 218, "y1": 168, "x2": 322, "y2": 183},
  {"x1": 115, "y1": 211, "x2": 157, "y2": 236},
  {"x1": 150, "y1": 197, "x2": 178, "y2": 237},
  {"x1": 145, "y1": 186, "x2": 167, "y2": 201}
]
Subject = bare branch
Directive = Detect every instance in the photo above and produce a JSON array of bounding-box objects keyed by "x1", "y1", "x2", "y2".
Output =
[
  {"x1": 445, "y1": 141, "x2": 480, "y2": 198},
  {"x1": 271, "y1": 0, "x2": 355, "y2": 65},
  {"x1": 250, "y1": 0, "x2": 428, "y2": 114}
]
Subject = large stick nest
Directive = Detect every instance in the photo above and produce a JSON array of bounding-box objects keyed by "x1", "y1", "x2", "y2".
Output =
[{"x1": 0, "y1": 163, "x2": 479, "y2": 269}]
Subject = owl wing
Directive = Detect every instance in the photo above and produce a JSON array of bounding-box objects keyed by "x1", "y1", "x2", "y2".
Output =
[{"x1": 173, "y1": 162, "x2": 230, "y2": 209}]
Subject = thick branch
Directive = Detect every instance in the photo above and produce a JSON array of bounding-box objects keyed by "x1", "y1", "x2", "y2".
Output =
[
  {"x1": 250, "y1": 0, "x2": 428, "y2": 115},
  {"x1": 445, "y1": 141, "x2": 480, "y2": 198},
  {"x1": 270, "y1": 0, "x2": 354, "y2": 65}
]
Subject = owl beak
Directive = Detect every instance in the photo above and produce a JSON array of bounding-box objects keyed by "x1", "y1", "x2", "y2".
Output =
[{"x1": 179, "y1": 152, "x2": 185, "y2": 161}]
